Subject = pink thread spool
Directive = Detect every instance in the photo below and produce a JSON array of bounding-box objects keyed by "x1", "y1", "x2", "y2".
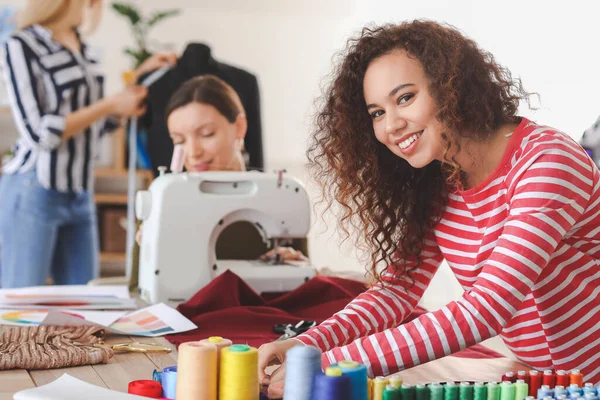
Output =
[{"x1": 170, "y1": 144, "x2": 184, "y2": 173}]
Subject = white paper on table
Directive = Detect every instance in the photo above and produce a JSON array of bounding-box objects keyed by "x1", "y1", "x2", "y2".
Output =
[
  {"x1": 0, "y1": 309, "x2": 126, "y2": 327},
  {"x1": 0, "y1": 285, "x2": 136, "y2": 310},
  {"x1": 42, "y1": 303, "x2": 197, "y2": 337},
  {"x1": 14, "y1": 374, "x2": 152, "y2": 400}
]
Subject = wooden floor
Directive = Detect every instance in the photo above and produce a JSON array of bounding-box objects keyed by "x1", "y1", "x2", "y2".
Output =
[{"x1": 0, "y1": 331, "x2": 178, "y2": 400}]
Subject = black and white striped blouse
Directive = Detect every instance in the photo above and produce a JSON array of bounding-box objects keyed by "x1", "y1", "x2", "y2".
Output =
[{"x1": 0, "y1": 24, "x2": 118, "y2": 193}]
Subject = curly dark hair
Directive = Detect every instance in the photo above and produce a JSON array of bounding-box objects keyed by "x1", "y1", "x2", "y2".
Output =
[{"x1": 308, "y1": 20, "x2": 531, "y2": 282}]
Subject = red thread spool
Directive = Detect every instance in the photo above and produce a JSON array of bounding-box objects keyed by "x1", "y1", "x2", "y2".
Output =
[
  {"x1": 503, "y1": 371, "x2": 516, "y2": 382},
  {"x1": 569, "y1": 370, "x2": 583, "y2": 387},
  {"x1": 542, "y1": 370, "x2": 555, "y2": 387},
  {"x1": 517, "y1": 370, "x2": 530, "y2": 384},
  {"x1": 556, "y1": 370, "x2": 569, "y2": 387},
  {"x1": 128, "y1": 380, "x2": 162, "y2": 398},
  {"x1": 529, "y1": 370, "x2": 542, "y2": 397}
]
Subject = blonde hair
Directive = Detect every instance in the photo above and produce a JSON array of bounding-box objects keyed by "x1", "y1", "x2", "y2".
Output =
[{"x1": 18, "y1": 0, "x2": 103, "y2": 34}]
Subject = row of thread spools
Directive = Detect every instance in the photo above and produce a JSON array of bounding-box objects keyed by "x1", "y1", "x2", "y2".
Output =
[
  {"x1": 499, "y1": 369, "x2": 599, "y2": 400},
  {"x1": 127, "y1": 336, "x2": 268, "y2": 400}
]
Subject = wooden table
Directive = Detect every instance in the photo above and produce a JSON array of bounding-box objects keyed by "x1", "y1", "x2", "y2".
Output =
[
  {"x1": 0, "y1": 332, "x2": 178, "y2": 400},
  {"x1": 0, "y1": 332, "x2": 529, "y2": 400}
]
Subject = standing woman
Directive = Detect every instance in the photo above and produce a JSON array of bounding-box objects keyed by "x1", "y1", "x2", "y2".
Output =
[{"x1": 0, "y1": 0, "x2": 175, "y2": 288}]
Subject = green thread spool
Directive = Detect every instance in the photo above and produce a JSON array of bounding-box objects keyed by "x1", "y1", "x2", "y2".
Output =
[
  {"x1": 402, "y1": 384, "x2": 416, "y2": 400},
  {"x1": 430, "y1": 382, "x2": 444, "y2": 400},
  {"x1": 474, "y1": 382, "x2": 487, "y2": 400},
  {"x1": 383, "y1": 384, "x2": 401, "y2": 400},
  {"x1": 487, "y1": 382, "x2": 500, "y2": 400},
  {"x1": 500, "y1": 381, "x2": 515, "y2": 400},
  {"x1": 515, "y1": 379, "x2": 529, "y2": 400},
  {"x1": 416, "y1": 383, "x2": 430, "y2": 400},
  {"x1": 445, "y1": 382, "x2": 459, "y2": 400},
  {"x1": 460, "y1": 382, "x2": 474, "y2": 400}
]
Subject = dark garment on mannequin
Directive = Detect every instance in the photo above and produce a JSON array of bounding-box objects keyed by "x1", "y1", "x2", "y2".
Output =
[{"x1": 139, "y1": 43, "x2": 264, "y2": 174}]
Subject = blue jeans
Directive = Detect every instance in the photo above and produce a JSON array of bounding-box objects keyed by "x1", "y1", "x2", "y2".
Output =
[{"x1": 0, "y1": 170, "x2": 99, "y2": 287}]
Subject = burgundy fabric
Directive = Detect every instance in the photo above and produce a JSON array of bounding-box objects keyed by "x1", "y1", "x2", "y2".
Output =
[{"x1": 166, "y1": 271, "x2": 503, "y2": 359}]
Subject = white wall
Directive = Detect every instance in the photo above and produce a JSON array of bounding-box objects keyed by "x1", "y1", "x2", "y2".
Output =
[{"x1": 2, "y1": 0, "x2": 600, "y2": 309}]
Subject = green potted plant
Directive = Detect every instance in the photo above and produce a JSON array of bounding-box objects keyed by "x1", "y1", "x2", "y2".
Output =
[{"x1": 111, "y1": 1, "x2": 180, "y2": 68}]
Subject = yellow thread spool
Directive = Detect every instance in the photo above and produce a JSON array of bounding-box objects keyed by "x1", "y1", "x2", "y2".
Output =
[
  {"x1": 389, "y1": 376, "x2": 403, "y2": 388},
  {"x1": 219, "y1": 344, "x2": 259, "y2": 400},
  {"x1": 326, "y1": 367, "x2": 343, "y2": 377},
  {"x1": 373, "y1": 376, "x2": 390, "y2": 400},
  {"x1": 368, "y1": 378, "x2": 374, "y2": 400}
]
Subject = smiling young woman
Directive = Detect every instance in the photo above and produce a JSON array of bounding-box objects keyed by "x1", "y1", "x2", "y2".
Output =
[{"x1": 257, "y1": 20, "x2": 600, "y2": 395}]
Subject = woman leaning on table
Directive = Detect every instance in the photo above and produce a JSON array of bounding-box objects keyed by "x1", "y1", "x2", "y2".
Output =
[{"x1": 0, "y1": 0, "x2": 176, "y2": 288}]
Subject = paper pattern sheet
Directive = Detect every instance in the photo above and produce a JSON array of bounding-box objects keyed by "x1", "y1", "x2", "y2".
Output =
[
  {"x1": 0, "y1": 285, "x2": 136, "y2": 310},
  {"x1": 14, "y1": 373, "x2": 150, "y2": 400},
  {"x1": 0, "y1": 309, "x2": 126, "y2": 327},
  {"x1": 42, "y1": 303, "x2": 197, "y2": 337}
]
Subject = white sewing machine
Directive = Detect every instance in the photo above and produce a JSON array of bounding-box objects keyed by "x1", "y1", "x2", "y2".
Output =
[{"x1": 135, "y1": 170, "x2": 316, "y2": 306}]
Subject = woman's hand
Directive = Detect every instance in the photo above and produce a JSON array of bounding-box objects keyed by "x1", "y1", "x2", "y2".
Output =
[
  {"x1": 260, "y1": 247, "x2": 308, "y2": 263},
  {"x1": 258, "y1": 339, "x2": 305, "y2": 398},
  {"x1": 106, "y1": 86, "x2": 148, "y2": 118},
  {"x1": 133, "y1": 52, "x2": 178, "y2": 81}
]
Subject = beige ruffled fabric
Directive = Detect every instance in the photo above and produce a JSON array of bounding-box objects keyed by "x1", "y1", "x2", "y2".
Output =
[{"x1": 0, "y1": 326, "x2": 113, "y2": 370}]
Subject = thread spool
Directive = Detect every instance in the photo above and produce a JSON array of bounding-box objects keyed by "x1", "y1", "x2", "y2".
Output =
[
  {"x1": 283, "y1": 345, "x2": 322, "y2": 400},
  {"x1": 445, "y1": 382, "x2": 459, "y2": 400},
  {"x1": 515, "y1": 379, "x2": 529, "y2": 400},
  {"x1": 554, "y1": 370, "x2": 569, "y2": 387},
  {"x1": 416, "y1": 383, "x2": 430, "y2": 400},
  {"x1": 383, "y1": 384, "x2": 401, "y2": 400},
  {"x1": 569, "y1": 384, "x2": 584, "y2": 396},
  {"x1": 176, "y1": 341, "x2": 217, "y2": 400},
  {"x1": 542, "y1": 371, "x2": 555, "y2": 388},
  {"x1": 503, "y1": 372, "x2": 516, "y2": 383},
  {"x1": 389, "y1": 376, "x2": 403, "y2": 388},
  {"x1": 518, "y1": 371, "x2": 530, "y2": 385},
  {"x1": 554, "y1": 385, "x2": 567, "y2": 397},
  {"x1": 312, "y1": 366, "x2": 351, "y2": 400},
  {"x1": 570, "y1": 370, "x2": 584, "y2": 387},
  {"x1": 430, "y1": 382, "x2": 444, "y2": 400},
  {"x1": 460, "y1": 382, "x2": 474, "y2": 400},
  {"x1": 199, "y1": 336, "x2": 232, "y2": 369},
  {"x1": 401, "y1": 383, "x2": 416, "y2": 400},
  {"x1": 333, "y1": 360, "x2": 368, "y2": 400},
  {"x1": 472, "y1": 382, "x2": 487, "y2": 400},
  {"x1": 373, "y1": 377, "x2": 389, "y2": 400},
  {"x1": 500, "y1": 382, "x2": 515, "y2": 400},
  {"x1": 128, "y1": 380, "x2": 162, "y2": 398},
  {"x1": 220, "y1": 344, "x2": 259, "y2": 400},
  {"x1": 170, "y1": 144, "x2": 185, "y2": 173},
  {"x1": 369, "y1": 379, "x2": 373, "y2": 400},
  {"x1": 537, "y1": 385, "x2": 553, "y2": 400},
  {"x1": 156, "y1": 366, "x2": 177, "y2": 399},
  {"x1": 529, "y1": 371, "x2": 542, "y2": 398},
  {"x1": 583, "y1": 383, "x2": 597, "y2": 395},
  {"x1": 487, "y1": 382, "x2": 500, "y2": 400}
]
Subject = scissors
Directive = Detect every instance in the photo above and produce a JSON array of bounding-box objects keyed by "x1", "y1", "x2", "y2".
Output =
[
  {"x1": 273, "y1": 320, "x2": 316, "y2": 341},
  {"x1": 92, "y1": 342, "x2": 172, "y2": 353}
]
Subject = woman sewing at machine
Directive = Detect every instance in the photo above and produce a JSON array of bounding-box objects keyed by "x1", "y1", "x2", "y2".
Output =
[{"x1": 135, "y1": 75, "x2": 307, "y2": 263}]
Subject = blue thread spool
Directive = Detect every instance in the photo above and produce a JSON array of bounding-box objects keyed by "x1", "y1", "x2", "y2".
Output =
[
  {"x1": 283, "y1": 345, "x2": 322, "y2": 400},
  {"x1": 583, "y1": 384, "x2": 597, "y2": 396},
  {"x1": 152, "y1": 366, "x2": 177, "y2": 399},
  {"x1": 556, "y1": 386, "x2": 568, "y2": 397},
  {"x1": 331, "y1": 360, "x2": 368, "y2": 400},
  {"x1": 569, "y1": 384, "x2": 585, "y2": 397},
  {"x1": 537, "y1": 385, "x2": 553, "y2": 400},
  {"x1": 312, "y1": 367, "x2": 351, "y2": 400}
]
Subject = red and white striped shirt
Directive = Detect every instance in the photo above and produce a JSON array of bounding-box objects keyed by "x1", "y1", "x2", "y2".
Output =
[{"x1": 297, "y1": 118, "x2": 600, "y2": 383}]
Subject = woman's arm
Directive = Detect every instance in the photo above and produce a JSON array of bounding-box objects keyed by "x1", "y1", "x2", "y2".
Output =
[{"x1": 295, "y1": 231, "x2": 443, "y2": 351}]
